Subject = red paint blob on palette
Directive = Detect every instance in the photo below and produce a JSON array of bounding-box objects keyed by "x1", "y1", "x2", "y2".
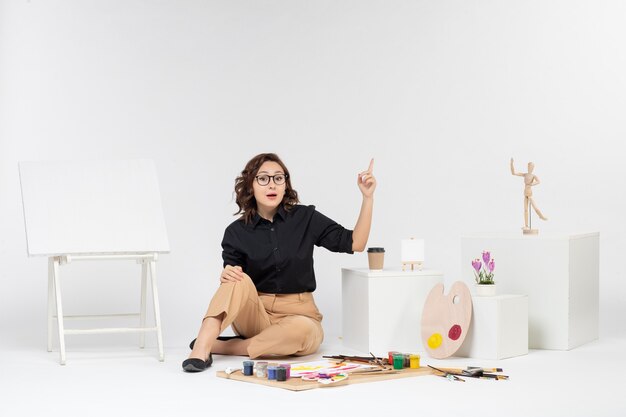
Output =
[{"x1": 448, "y1": 324, "x2": 462, "y2": 341}]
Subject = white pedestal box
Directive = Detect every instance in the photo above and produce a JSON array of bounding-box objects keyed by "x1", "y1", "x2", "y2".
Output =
[
  {"x1": 457, "y1": 295, "x2": 528, "y2": 360},
  {"x1": 461, "y1": 233, "x2": 599, "y2": 350},
  {"x1": 341, "y1": 268, "x2": 443, "y2": 355}
]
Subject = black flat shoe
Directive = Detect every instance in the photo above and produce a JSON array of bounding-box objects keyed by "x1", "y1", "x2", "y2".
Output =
[
  {"x1": 189, "y1": 335, "x2": 245, "y2": 350},
  {"x1": 182, "y1": 354, "x2": 213, "y2": 372}
]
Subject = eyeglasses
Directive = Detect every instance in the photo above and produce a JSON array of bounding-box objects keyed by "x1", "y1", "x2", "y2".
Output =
[{"x1": 255, "y1": 174, "x2": 288, "y2": 186}]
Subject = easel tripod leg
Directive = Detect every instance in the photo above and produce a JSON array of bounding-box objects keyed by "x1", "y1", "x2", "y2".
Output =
[
  {"x1": 52, "y1": 258, "x2": 66, "y2": 365},
  {"x1": 149, "y1": 261, "x2": 164, "y2": 361},
  {"x1": 139, "y1": 262, "x2": 147, "y2": 349},
  {"x1": 47, "y1": 258, "x2": 54, "y2": 352}
]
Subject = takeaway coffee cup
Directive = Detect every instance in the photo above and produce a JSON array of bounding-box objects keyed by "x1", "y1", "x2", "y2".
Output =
[{"x1": 367, "y1": 247, "x2": 385, "y2": 270}]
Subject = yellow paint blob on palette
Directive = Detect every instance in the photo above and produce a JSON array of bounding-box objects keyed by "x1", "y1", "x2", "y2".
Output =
[
  {"x1": 427, "y1": 333, "x2": 442, "y2": 349},
  {"x1": 420, "y1": 281, "x2": 472, "y2": 359}
]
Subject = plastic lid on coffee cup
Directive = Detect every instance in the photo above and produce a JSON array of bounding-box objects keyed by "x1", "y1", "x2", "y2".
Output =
[{"x1": 367, "y1": 247, "x2": 385, "y2": 253}]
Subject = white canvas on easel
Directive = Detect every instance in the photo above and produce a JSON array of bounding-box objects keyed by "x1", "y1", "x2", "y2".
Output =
[
  {"x1": 20, "y1": 159, "x2": 170, "y2": 256},
  {"x1": 401, "y1": 238, "x2": 424, "y2": 271},
  {"x1": 19, "y1": 159, "x2": 170, "y2": 364}
]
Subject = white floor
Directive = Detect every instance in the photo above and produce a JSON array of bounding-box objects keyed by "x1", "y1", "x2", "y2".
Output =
[{"x1": 2, "y1": 335, "x2": 625, "y2": 417}]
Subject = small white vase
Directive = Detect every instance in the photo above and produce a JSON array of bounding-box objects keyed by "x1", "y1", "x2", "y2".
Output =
[{"x1": 475, "y1": 283, "x2": 496, "y2": 296}]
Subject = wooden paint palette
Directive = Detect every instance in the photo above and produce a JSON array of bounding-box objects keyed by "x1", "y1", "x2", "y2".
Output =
[{"x1": 421, "y1": 281, "x2": 472, "y2": 359}]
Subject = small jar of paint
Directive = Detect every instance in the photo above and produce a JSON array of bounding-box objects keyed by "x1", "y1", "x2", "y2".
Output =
[
  {"x1": 392, "y1": 353, "x2": 404, "y2": 370},
  {"x1": 243, "y1": 360, "x2": 255, "y2": 376},
  {"x1": 276, "y1": 366, "x2": 287, "y2": 382},
  {"x1": 403, "y1": 353, "x2": 411, "y2": 368},
  {"x1": 255, "y1": 361, "x2": 268, "y2": 378},
  {"x1": 267, "y1": 365, "x2": 278, "y2": 380},
  {"x1": 409, "y1": 354, "x2": 420, "y2": 369},
  {"x1": 388, "y1": 351, "x2": 399, "y2": 365},
  {"x1": 279, "y1": 363, "x2": 291, "y2": 379}
]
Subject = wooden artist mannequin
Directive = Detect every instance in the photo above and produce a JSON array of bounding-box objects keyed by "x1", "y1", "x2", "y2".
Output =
[{"x1": 510, "y1": 158, "x2": 547, "y2": 234}]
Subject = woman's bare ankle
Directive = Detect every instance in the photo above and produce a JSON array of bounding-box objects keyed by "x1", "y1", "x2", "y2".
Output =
[
  {"x1": 188, "y1": 341, "x2": 211, "y2": 360},
  {"x1": 188, "y1": 315, "x2": 223, "y2": 360}
]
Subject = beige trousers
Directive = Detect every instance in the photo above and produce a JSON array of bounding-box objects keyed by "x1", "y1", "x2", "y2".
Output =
[{"x1": 204, "y1": 274, "x2": 324, "y2": 359}]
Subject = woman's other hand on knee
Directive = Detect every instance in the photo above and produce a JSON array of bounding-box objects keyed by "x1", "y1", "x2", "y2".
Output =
[{"x1": 220, "y1": 265, "x2": 245, "y2": 283}]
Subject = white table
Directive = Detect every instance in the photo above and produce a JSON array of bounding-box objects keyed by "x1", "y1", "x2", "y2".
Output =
[
  {"x1": 457, "y1": 294, "x2": 528, "y2": 359},
  {"x1": 461, "y1": 232, "x2": 599, "y2": 350},
  {"x1": 341, "y1": 268, "x2": 443, "y2": 355}
]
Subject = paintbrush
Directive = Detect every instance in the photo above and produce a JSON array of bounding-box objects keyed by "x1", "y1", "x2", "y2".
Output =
[
  {"x1": 428, "y1": 365, "x2": 465, "y2": 382},
  {"x1": 348, "y1": 368, "x2": 400, "y2": 376},
  {"x1": 323, "y1": 354, "x2": 386, "y2": 363},
  {"x1": 323, "y1": 354, "x2": 388, "y2": 369},
  {"x1": 467, "y1": 366, "x2": 504, "y2": 373},
  {"x1": 436, "y1": 367, "x2": 483, "y2": 376},
  {"x1": 323, "y1": 355, "x2": 374, "y2": 363},
  {"x1": 480, "y1": 374, "x2": 509, "y2": 380},
  {"x1": 435, "y1": 367, "x2": 509, "y2": 380}
]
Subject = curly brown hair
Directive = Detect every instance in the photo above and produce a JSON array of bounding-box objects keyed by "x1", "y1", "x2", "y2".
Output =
[{"x1": 234, "y1": 153, "x2": 299, "y2": 223}]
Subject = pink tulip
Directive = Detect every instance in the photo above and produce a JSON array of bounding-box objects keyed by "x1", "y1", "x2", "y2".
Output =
[
  {"x1": 472, "y1": 259, "x2": 482, "y2": 273},
  {"x1": 482, "y1": 251, "x2": 491, "y2": 264},
  {"x1": 488, "y1": 258, "x2": 495, "y2": 273}
]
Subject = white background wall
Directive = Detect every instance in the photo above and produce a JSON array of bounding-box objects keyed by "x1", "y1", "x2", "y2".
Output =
[{"x1": 1, "y1": 0, "x2": 624, "y2": 350}]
